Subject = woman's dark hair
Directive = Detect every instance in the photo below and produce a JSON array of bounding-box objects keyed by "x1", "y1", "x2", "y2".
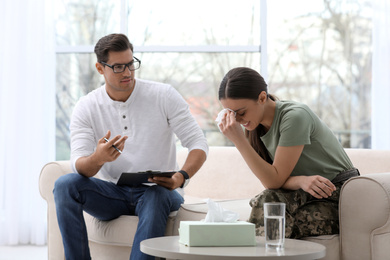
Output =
[
  {"x1": 94, "y1": 33, "x2": 134, "y2": 63},
  {"x1": 219, "y1": 67, "x2": 277, "y2": 164}
]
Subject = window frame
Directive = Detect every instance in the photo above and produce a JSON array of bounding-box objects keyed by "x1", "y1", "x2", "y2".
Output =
[{"x1": 55, "y1": 0, "x2": 268, "y2": 76}]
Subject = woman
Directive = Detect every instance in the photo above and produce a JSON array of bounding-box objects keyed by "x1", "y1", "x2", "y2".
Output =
[{"x1": 217, "y1": 67, "x2": 359, "y2": 238}]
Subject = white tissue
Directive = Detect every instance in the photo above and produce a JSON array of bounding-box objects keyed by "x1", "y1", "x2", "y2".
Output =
[
  {"x1": 203, "y1": 199, "x2": 240, "y2": 223},
  {"x1": 215, "y1": 108, "x2": 236, "y2": 132}
]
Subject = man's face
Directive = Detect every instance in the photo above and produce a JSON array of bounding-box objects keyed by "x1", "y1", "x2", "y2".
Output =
[{"x1": 96, "y1": 49, "x2": 136, "y2": 101}]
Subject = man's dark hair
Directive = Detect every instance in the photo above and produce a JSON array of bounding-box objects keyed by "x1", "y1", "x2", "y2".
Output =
[{"x1": 94, "y1": 33, "x2": 134, "y2": 63}]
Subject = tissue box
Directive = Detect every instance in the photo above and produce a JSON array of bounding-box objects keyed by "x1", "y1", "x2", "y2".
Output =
[{"x1": 179, "y1": 221, "x2": 256, "y2": 247}]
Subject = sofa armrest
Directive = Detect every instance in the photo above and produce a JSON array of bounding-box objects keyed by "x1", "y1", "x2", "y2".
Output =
[
  {"x1": 39, "y1": 161, "x2": 72, "y2": 260},
  {"x1": 340, "y1": 172, "x2": 390, "y2": 260},
  {"x1": 39, "y1": 161, "x2": 72, "y2": 200}
]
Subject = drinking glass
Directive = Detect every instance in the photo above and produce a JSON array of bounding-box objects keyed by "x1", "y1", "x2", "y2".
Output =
[{"x1": 264, "y1": 202, "x2": 286, "y2": 249}]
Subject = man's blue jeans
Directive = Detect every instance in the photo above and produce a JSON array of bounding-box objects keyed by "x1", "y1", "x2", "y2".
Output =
[{"x1": 53, "y1": 173, "x2": 184, "y2": 260}]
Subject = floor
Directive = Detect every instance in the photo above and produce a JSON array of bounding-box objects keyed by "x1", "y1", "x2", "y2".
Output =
[{"x1": 0, "y1": 245, "x2": 47, "y2": 260}]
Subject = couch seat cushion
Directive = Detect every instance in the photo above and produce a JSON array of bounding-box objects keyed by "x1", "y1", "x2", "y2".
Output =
[
  {"x1": 85, "y1": 213, "x2": 139, "y2": 246},
  {"x1": 84, "y1": 211, "x2": 178, "y2": 246}
]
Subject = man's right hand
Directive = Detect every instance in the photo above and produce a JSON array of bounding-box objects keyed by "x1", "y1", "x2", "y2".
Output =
[
  {"x1": 95, "y1": 130, "x2": 127, "y2": 165},
  {"x1": 75, "y1": 130, "x2": 128, "y2": 177}
]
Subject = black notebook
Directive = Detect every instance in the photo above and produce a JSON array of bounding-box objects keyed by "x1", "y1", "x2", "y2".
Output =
[{"x1": 117, "y1": 171, "x2": 176, "y2": 186}]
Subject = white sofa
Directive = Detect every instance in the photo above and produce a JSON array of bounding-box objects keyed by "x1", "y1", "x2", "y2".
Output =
[{"x1": 39, "y1": 147, "x2": 390, "y2": 260}]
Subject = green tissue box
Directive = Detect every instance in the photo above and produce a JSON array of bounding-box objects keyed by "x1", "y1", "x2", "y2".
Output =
[{"x1": 178, "y1": 221, "x2": 256, "y2": 247}]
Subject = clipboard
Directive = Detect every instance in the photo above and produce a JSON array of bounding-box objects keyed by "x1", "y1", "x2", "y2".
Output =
[{"x1": 117, "y1": 171, "x2": 176, "y2": 186}]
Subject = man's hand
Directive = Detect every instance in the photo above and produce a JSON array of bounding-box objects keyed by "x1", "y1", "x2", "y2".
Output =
[
  {"x1": 148, "y1": 172, "x2": 185, "y2": 190},
  {"x1": 75, "y1": 130, "x2": 127, "y2": 177},
  {"x1": 94, "y1": 131, "x2": 127, "y2": 164},
  {"x1": 148, "y1": 149, "x2": 206, "y2": 190}
]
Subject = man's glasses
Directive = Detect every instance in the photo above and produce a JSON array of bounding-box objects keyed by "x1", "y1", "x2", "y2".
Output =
[{"x1": 100, "y1": 57, "x2": 141, "y2": 73}]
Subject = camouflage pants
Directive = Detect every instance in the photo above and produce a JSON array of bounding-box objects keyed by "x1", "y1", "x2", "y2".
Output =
[{"x1": 248, "y1": 182, "x2": 344, "y2": 239}]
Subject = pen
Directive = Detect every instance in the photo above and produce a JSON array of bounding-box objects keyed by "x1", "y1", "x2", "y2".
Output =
[{"x1": 104, "y1": 138, "x2": 122, "y2": 154}]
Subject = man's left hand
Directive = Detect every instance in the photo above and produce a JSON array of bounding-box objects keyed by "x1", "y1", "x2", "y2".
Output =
[{"x1": 148, "y1": 172, "x2": 185, "y2": 190}]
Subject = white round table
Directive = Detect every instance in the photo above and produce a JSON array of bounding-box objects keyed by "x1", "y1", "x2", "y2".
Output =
[{"x1": 141, "y1": 236, "x2": 326, "y2": 260}]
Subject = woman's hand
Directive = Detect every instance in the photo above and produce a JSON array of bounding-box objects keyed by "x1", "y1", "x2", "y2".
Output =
[
  {"x1": 218, "y1": 110, "x2": 246, "y2": 145},
  {"x1": 299, "y1": 175, "x2": 336, "y2": 199}
]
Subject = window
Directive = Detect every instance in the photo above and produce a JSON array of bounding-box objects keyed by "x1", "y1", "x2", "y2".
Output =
[
  {"x1": 55, "y1": 0, "x2": 372, "y2": 160},
  {"x1": 55, "y1": 0, "x2": 263, "y2": 159},
  {"x1": 267, "y1": 0, "x2": 372, "y2": 148}
]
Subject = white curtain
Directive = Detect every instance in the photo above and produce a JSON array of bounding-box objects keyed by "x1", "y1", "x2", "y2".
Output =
[
  {"x1": 372, "y1": 0, "x2": 390, "y2": 149},
  {"x1": 0, "y1": 0, "x2": 55, "y2": 245}
]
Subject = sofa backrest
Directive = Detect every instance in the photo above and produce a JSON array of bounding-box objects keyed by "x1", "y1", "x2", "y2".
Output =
[
  {"x1": 178, "y1": 146, "x2": 264, "y2": 201},
  {"x1": 178, "y1": 146, "x2": 390, "y2": 201},
  {"x1": 344, "y1": 148, "x2": 390, "y2": 175}
]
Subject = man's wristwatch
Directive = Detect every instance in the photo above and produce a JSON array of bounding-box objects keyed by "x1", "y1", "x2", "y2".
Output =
[{"x1": 179, "y1": 170, "x2": 190, "y2": 188}]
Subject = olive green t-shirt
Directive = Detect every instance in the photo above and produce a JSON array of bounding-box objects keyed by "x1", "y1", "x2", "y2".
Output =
[{"x1": 261, "y1": 101, "x2": 353, "y2": 181}]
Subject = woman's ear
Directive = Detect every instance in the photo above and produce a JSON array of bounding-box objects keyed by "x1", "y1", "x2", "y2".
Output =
[
  {"x1": 258, "y1": 91, "x2": 268, "y2": 104},
  {"x1": 96, "y1": 62, "x2": 104, "y2": 75}
]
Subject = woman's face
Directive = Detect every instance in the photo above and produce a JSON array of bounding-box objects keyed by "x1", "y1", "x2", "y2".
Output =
[{"x1": 220, "y1": 97, "x2": 265, "y2": 131}]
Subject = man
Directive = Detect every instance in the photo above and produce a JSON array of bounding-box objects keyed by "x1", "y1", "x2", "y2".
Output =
[{"x1": 53, "y1": 33, "x2": 208, "y2": 260}]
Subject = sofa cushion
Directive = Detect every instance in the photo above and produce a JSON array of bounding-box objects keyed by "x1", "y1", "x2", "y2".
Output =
[
  {"x1": 344, "y1": 149, "x2": 390, "y2": 175},
  {"x1": 84, "y1": 211, "x2": 178, "y2": 246},
  {"x1": 85, "y1": 214, "x2": 139, "y2": 246},
  {"x1": 179, "y1": 147, "x2": 265, "y2": 200}
]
